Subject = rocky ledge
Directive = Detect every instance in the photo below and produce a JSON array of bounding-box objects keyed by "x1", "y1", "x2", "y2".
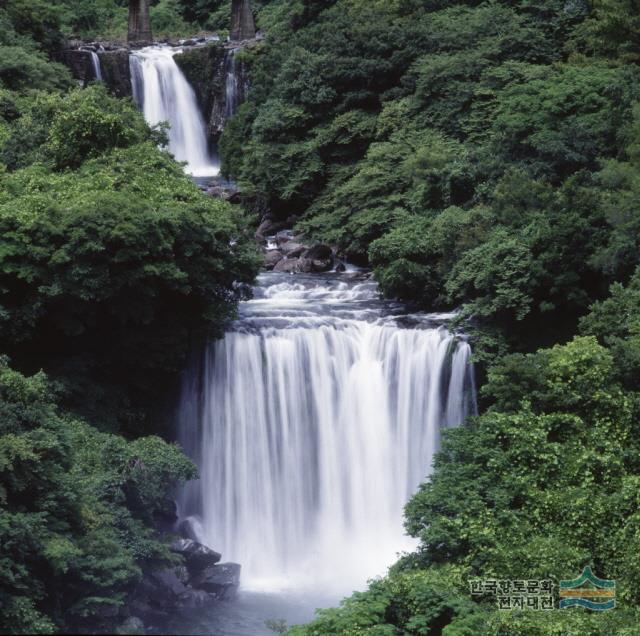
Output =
[
  {"x1": 110, "y1": 506, "x2": 240, "y2": 635},
  {"x1": 256, "y1": 215, "x2": 338, "y2": 274}
]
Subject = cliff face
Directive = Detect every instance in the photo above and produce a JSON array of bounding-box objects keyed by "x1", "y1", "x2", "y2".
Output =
[
  {"x1": 175, "y1": 43, "x2": 249, "y2": 143},
  {"x1": 53, "y1": 49, "x2": 95, "y2": 83},
  {"x1": 100, "y1": 50, "x2": 133, "y2": 98},
  {"x1": 56, "y1": 41, "x2": 251, "y2": 141},
  {"x1": 53, "y1": 48, "x2": 132, "y2": 98}
]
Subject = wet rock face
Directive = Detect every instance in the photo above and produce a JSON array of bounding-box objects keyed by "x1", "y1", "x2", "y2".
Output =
[
  {"x1": 273, "y1": 258, "x2": 300, "y2": 273},
  {"x1": 53, "y1": 49, "x2": 94, "y2": 84},
  {"x1": 255, "y1": 215, "x2": 290, "y2": 241},
  {"x1": 175, "y1": 43, "x2": 227, "y2": 141},
  {"x1": 55, "y1": 47, "x2": 132, "y2": 97},
  {"x1": 190, "y1": 563, "x2": 242, "y2": 599},
  {"x1": 100, "y1": 50, "x2": 133, "y2": 97},
  {"x1": 270, "y1": 243, "x2": 335, "y2": 273},
  {"x1": 170, "y1": 538, "x2": 222, "y2": 573},
  {"x1": 264, "y1": 250, "x2": 284, "y2": 270}
]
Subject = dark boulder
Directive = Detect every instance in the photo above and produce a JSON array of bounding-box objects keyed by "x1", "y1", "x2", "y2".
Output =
[
  {"x1": 264, "y1": 250, "x2": 284, "y2": 270},
  {"x1": 149, "y1": 568, "x2": 189, "y2": 598},
  {"x1": 176, "y1": 518, "x2": 199, "y2": 541},
  {"x1": 116, "y1": 616, "x2": 145, "y2": 635},
  {"x1": 273, "y1": 258, "x2": 300, "y2": 273},
  {"x1": 191, "y1": 563, "x2": 241, "y2": 599},
  {"x1": 177, "y1": 589, "x2": 214, "y2": 612},
  {"x1": 281, "y1": 242, "x2": 307, "y2": 257},
  {"x1": 301, "y1": 244, "x2": 334, "y2": 272},
  {"x1": 255, "y1": 216, "x2": 289, "y2": 241},
  {"x1": 275, "y1": 230, "x2": 295, "y2": 246},
  {"x1": 303, "y1": 244, "x2": 333, "y2": 260},
  {"x1": 170, "y1": 538, "x2": 222, "y2": 572}
]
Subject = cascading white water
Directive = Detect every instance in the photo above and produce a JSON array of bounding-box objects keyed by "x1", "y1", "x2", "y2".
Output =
[
  {"x1": 129, "y1": 46, "x2": 219, "y2": 177},
  {"x1": 225, "y1": 49, "x2": 239, "y2": 119},
  {"x1": 90, "y1": 52, "x2": 103, "y2": 81},
  {"x1": 177, "y1": 273, "x2": 476, "y2": 596}
]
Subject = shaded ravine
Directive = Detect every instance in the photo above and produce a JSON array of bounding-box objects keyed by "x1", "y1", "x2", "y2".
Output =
[{"x1": 172, "y1": 272, "x2": 476, "y2": 633}]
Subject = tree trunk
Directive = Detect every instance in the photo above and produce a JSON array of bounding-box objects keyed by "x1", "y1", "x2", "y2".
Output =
[
  {"x1": 128, "y1": 0, "x2": 152, "y2": 45},
  {"x1": 230, "y1": 0, "x2": 256, "y2": 41}
]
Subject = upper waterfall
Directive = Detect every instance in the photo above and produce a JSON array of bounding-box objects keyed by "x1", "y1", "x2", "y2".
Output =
[
  {"x1": 177, "y1": 273, "x2": 476, "y2": 596},
  {"x1": 129, "y1": 46, "x2": 219, "y2": 177},
  {"x1": 90, "y1": 51, "x2": 103, "y2": 81},
  {"x1": 225, "y1": 48, "x2": 239, "y2": 119}
]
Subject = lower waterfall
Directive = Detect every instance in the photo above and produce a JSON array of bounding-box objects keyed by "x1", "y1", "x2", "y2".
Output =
[
  {"x1": 129, "y1": 46, "x2": 219, "y2": 177},
  {"x1": 177, "y1": 273, "x2": 476, "y2": 596}
]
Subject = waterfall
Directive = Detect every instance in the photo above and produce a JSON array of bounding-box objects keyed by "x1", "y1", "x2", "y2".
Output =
[
  {"x1": 225, "y1": 49, "x2": 239, "y2": 119},
  {"x1": 177, "y1": 273, "x2": 476, "y2": 595},
  {"x1": 90, "y1": 52, "x2": 103, "y2": 81},
  {"x1": 129, "y1": 46, "x2": 219, "y2": 177}
]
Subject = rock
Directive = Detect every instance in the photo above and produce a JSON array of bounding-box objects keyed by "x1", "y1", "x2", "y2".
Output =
[
  {"x1": 300, "y1": 244, "x2": 334, "y2": 272},
  {"x1": 52, "y1": 49, "x2": 94, "y2": 84},
  {"x1": 303, "y1": 244, "x2": 333, "y2": 261},
  {"x1": 255, "y1": 216, "x2": 289, "y2": 241},
  {"x1": 177, "y1": 588, "x2": 214, "y2": 611},
  {"x1": 116, "y1": 616, "x2": 145, "y2": 635},
  {"x1": 149, "y1": 568, "x2": 189, "y2": 598},
  {"x1": 264, "y1": 250, "x2": 284, "y2": 270},
  {"x1": 273, "y1": 258, "x2": 300, "y2": 273},
  {"x1": 206, "y1": 182, "x2": 240, "y2": 201},
  {"x1": 174, "y1": 565, "x2": 190, "y2": 585},
  {"x1": 275, "y1": 230, "x2": 295, "y2": 246},
  {"x1": 281, "y1": 242, "x2": 307, "y2": 257},
  {"x1": 335, "y1": 262, "x2": 346, "y2": 273},
  {"x1": 177, "y1": 518, "x2": 200, "y2": 541},
  {"x1": 312, "y1": 259, "x2": 333, "y2": 272},
  {"x1": 100, "y1": 49, "x2": 134, "y2": 97},
  {"x1": 191, "y1": 563, "x2": 241, "y2": 599},
  {"x1": 170, "y1": 538, "x2": 222, "y2": 572},
  {"x1": 296, "y1": 258, "x2": 313, "y2": 273}
]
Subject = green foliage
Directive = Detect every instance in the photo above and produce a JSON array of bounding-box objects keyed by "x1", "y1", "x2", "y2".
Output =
[
  {"x1": 151, "y1": 0, "x2": 193, "y2": 38},
  {"x1": 487, "y1": 64, "x2": 639, "y2": 179},
  {"x1": 219, "y1": 0, "x2": 640, "y2": 356},
  {"x1": 294, "y1": 337, "x2": 640, "y2": 634},
  {"x1": 45, "y1": 86, "x2": 151, "y2": 169},
  {"x1": 0, "y1": 359, "x2": 195, "y2": 633},
  {"x1": 0, "y1": 136, "x2": 259, "y2": 430},
  {"x1": 0, "y1": 5, "x2": 259, "y2": 633},
  {"x1": 0, "y1": 8, "x2": 72, "y2": 93},
  {"x1": 580, "y1": 268, "x2": 640, "y2": 391},
  {"x1": 0, "y1": 34, "x2": 259, "y2": 435}
]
